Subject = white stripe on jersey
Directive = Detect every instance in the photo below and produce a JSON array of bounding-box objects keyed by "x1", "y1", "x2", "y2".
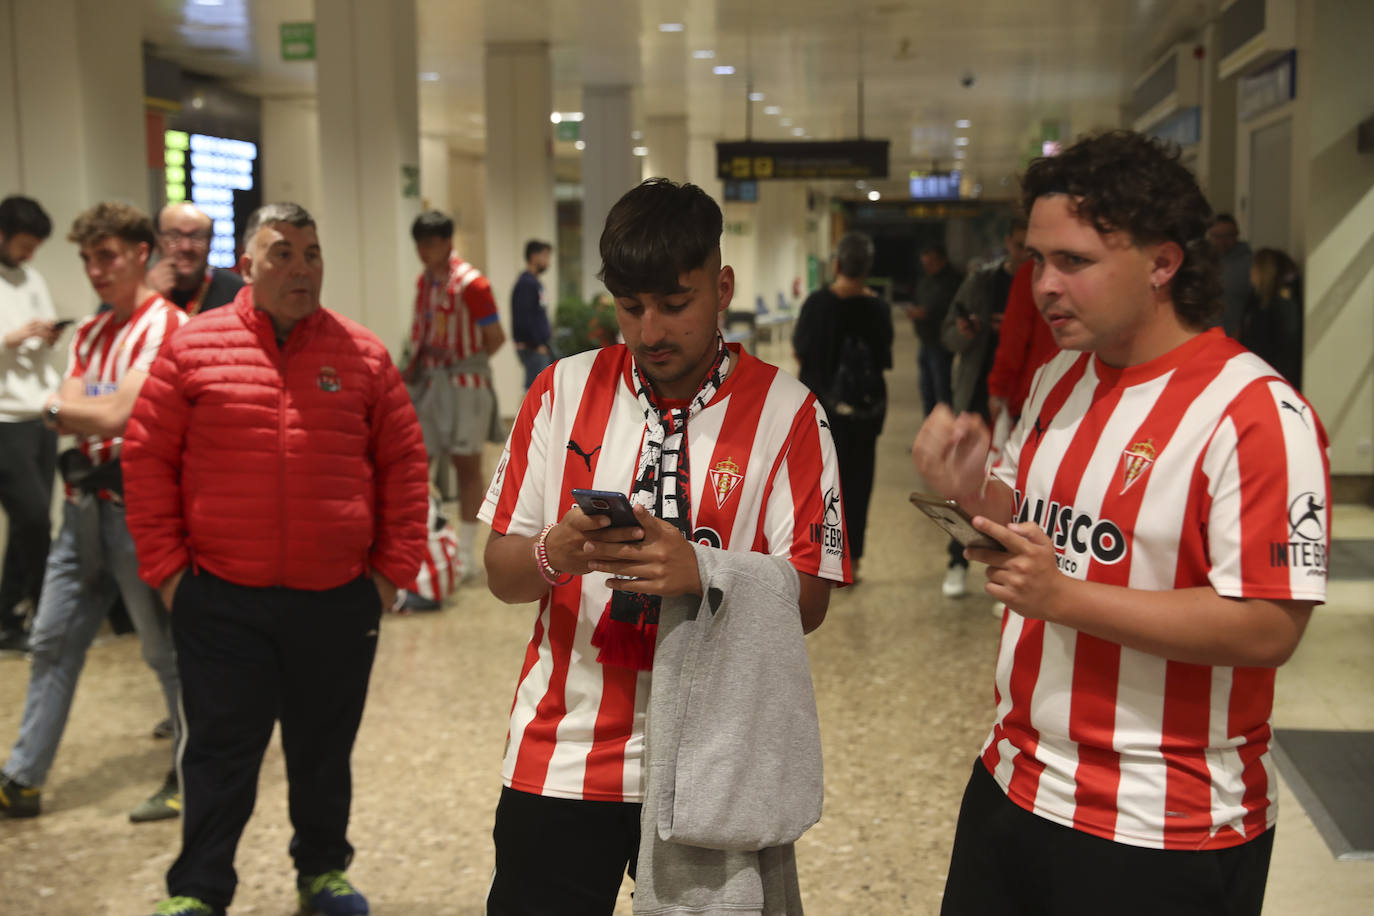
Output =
[{"x1": 479, "y1": 344, "x2": 845, "y2": 802}]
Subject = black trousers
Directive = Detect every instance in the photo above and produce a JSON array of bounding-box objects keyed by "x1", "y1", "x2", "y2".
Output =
[
  {"x1": 941, "y1": 761, "x2": 1275, "y2": 916},
  {"x1": 487, "y1": 786, "x2": 641, "y2": 915},
  {"x1": 830, "y1": 417, "x2": 879, "y2": 561},
  {"x1": 166, "y1": 569, "x2": 381, "y2": 909},
  {"x1": 0, "y1": 419, "x2": 56, "y2": 627}
]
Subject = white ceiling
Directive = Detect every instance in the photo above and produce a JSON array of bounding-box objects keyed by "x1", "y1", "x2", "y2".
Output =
[{"x1": 142, "y1": 0, "x2": 1218, "y2": 199}]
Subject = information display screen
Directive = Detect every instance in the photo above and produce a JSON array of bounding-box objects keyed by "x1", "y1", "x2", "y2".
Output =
[
  {"x1": 165, "y1": 130, "x2": 259, "y2": 269},
  {"x1": 908, "y1": 170, "x2": 961, "y2": 200}
]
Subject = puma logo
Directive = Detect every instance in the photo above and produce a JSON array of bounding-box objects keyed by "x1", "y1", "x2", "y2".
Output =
[
  {"x1": 1280, "y1": 400, "x2": 1309, "y2": 427},
  {"x1": 567, "y1": 439, "x2": 601, "y2": 472}
]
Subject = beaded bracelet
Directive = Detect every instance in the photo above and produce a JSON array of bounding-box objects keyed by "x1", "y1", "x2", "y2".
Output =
[{"x1": 534, "y1": 523, "x2": 573, "y2": 586}]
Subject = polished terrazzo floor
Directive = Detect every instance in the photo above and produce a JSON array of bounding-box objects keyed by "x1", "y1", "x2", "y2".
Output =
[{"x1": 1, "y1": 324, "x2": 1371, "y2": 914}]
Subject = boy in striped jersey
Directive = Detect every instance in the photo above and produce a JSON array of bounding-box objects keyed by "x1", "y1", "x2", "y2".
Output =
[
  {"x1": 915, "y1": 131, "x2": 1328, "y2": 915},
  {"x1": 0, "y1": 202, "x2": 187, "y2": 824},
  {"x1": 479, "y1": 178, "x2": 846, "y2": 913}
]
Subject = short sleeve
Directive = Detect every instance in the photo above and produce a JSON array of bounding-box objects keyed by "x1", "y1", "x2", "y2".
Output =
[
  {"x1": 1202, "y1": 378, "x2": 1329, "y2": 602},
  {"x1": 763, "y1": 397, "x2": 849, "y2": 584},
  {"x1": 461, "y1": 274, "x2": 500, "y2": 326},
  {"x1": 479, "y1": 364, "x2": 555, "y2": 537}
]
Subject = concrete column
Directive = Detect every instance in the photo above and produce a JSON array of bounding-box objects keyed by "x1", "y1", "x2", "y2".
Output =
[
  {"x1": 261, "y1": 98, "x2": 323, "y2": 215},
  {"x1": 643, "y1": 115, "x2": 688, "y2": 183},
  {"x1": 1198, "y1": 23, "x2": 1238, "y2": 214},
  {"x1": 315, "y1": 0, "x2": 420, "y2": 355},
  {"x1": 484, "y1": 41, "x2": 555, "y2": 411},
  {"x1": 580, "y1": 84, "x2": 638, "y2": 301},
  {"x1": 0, "y1": 0, "x2": 146, "y2": 316},
  {"x1": 686, "y1": 131, "x2": 724, "y2": 203}
]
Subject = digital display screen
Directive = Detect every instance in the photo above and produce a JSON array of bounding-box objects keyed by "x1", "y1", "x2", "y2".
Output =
[
  {"x1": 908, "y1": 170, "x2": 961, "y2": 200},
  {"x1": 165, "y1": 131, "x2": 259, "y2": 269}
]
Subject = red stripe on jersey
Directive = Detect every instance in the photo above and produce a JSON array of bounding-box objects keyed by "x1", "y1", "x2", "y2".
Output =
[
  {"x1": 1231, "y1": 666, "x2": 1276, "y2": 839},
  {"x1": 995, "y1": 621, "x2": 1051, "y2": 802},
  {"x1": 509, "y1": 347, "x2": 624, "y2": 797},
  {"x1": 697, "y1": 362, "x2": 776, "y2": 550},
  {"x1": 1232, "y1": 381, "x2": 1294, "y2": 594}
]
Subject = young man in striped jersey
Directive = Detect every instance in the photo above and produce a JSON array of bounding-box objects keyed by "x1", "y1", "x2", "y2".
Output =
[
  {"x1": 914, "y1": 131, "x2": 1328, "y2": 915},
  {"x1": 403, "y1": 211, "x2": 506, "y2": 578},
  {"x1": 479, "y1": 178, "x2": 847, "y2": 913},
  {"x1": 0, "y1": 202, "x2": 187, "y2": 824}
]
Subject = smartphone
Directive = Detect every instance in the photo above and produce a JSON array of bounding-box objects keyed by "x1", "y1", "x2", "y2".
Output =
[
  {"x1": 909, "y1": 492, "x2": 1007, "y2": 552},
  {"x1": 571, "y1": 488, "x2": 640, "y2": 529},
  {"x1": 52, "y1": 319, "x2": 75, "y2": 332}
]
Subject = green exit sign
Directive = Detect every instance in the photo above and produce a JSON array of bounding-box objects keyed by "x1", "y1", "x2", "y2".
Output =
[
  {"x1": 555, "y1": 121, "x2": 580, "y2": 142},
  {"x1": 281, "y1": 22, "x2": 315, "y2": 62}
]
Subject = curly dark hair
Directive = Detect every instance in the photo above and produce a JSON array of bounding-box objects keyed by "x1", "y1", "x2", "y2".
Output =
[{"x1": 1020, "y1": 130, "x2": 1221, "y2": 328}]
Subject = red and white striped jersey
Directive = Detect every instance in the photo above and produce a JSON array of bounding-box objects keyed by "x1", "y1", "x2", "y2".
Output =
[
  {"x1": 479, "y1": 343, "x2": 849, "y2": 802},
  {"x1": 409, "y1": 254, "x2": 499, "y2": 385},
  {"x1": 66, "y1": 294, "x2": 187, "y2": 466},
  {"x1": 984, "y1": 328, "x2": 1329, "y2": 850}
]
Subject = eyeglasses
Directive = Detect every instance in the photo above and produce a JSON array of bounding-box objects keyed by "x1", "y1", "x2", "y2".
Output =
[{"x1": 160, "y1": 229, "x2": 211, "y2": 245}]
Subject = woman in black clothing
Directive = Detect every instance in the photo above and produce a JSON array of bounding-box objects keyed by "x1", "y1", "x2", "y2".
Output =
[
  {"x1": 1240, "y1": 248, "x2": 1303, "y2": 390},
  {"x1": 793, "y1": 232, "x2": 894, "y2": 577}
]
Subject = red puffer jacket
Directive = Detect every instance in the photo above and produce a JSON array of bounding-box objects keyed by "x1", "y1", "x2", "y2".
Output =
[{"x1": 123, "y1": 287, "x2": 429, "y2": 592}]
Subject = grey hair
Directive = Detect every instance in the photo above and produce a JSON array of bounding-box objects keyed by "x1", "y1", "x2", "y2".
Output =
[
  {"x1": 835, "y1": 231, "x2": 875, "y2": 279},
  {"x1": 243, "y1": 202, "x2": 315, "y2": 247}
]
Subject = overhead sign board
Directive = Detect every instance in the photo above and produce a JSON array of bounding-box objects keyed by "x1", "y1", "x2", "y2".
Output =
[{"x1": 716, "y1": 140, "x2": 889, "y2": 181}]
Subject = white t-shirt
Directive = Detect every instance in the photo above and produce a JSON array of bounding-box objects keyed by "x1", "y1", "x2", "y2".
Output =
[
  {"x1": 0, "y1": 262, "x2": 61, "y2": 420},
  {"x1": 983, "y1": 328, "x2": 1329, "y2": 850},
  {"x1": 479, "y1": 344, "x2": 848, "y2": 802}
]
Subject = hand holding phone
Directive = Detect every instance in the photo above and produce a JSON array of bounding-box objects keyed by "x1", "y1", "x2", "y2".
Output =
[
  {"x1": 571, "y1": 489, "x2": 641, "y2": 531},
  {"x1": 910, "y1": 492, "x2": 1007, "y2": 552}
]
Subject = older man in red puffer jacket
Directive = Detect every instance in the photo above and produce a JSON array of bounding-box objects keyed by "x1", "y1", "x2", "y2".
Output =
[{"x1": 123, "y1": 202, "x2": 429, "y2": 916}]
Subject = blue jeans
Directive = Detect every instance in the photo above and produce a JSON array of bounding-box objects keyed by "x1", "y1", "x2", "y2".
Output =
[
  {"x1": 3, "y1": 498, "x2": 180, "y2": 787},
  {"x1": 518, "y1": 347, "x2": 555, "y2": 390}
]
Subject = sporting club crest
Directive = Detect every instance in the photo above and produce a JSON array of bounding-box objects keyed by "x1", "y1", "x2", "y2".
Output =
[
  {"x1": 1119, "y1": 438, "x2": 1156, "y2": 495},
  {"x1": 708, "y1": 457, "x2": 744, "y2": 509}
]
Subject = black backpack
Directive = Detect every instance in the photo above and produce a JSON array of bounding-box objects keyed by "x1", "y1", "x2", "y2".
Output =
[{"x1": 824, "y1": 335, "x2": 885, "y2": 422}]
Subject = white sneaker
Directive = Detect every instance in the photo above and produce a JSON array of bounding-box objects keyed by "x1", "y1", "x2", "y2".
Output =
[{"x1": 942, "y1": 565, "x2": 968, "y2": 598}]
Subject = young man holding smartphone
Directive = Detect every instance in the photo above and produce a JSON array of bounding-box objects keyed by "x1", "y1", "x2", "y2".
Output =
[
  {"x1": 913, "y1": 131, "x2": 1328, "y2": 915},
  {"x1": 479, "y1": 178, "x2": 848, "y2": 913}
]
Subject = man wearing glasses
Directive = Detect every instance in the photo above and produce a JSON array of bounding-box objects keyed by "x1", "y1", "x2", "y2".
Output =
[{"x1": 147, "y1": 203, "x2": 244, "y2": 316}]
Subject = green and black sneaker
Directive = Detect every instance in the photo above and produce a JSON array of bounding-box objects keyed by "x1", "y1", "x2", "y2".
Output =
[
  {"x1": 149, "y1": 897, "x2": 215, "y2": 916},
  {"x1": 298, "y1": 870, "x2": 369, "y2": 915},
  {"x1": 0, "y1": 770, "x2": 39, "y2": 818},
  {"x1": 130, "y1": 772, "x2": 181, "y2": 823}
]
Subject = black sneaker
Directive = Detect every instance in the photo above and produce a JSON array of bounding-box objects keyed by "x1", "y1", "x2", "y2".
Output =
[
  {"x1": 0, "y1": 771, "x2": 40, "y2": 818},
  {"x1": 152, "y1": 717, "x2": 175, "y2": 739}
]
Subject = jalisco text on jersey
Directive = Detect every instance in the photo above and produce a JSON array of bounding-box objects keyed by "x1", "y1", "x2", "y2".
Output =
[{"x1": 1013, "y1": 490, "x2": 1128, "y2": 566}]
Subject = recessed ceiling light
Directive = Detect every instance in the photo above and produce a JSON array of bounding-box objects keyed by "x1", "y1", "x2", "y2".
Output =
[
  {"x1": 549, "y1": 113, "x2": 561, "y2": 124},
  {"x1": 658, "y1": 23, "x2": 684, "y2": 32},
  {"x1": 633, "y1": 146, "x2": 649, "y2": 157},
  {"x1": 791, "y1": 127, "x2": 805, "y2": 136},
  {"x1": 764, "y1": 105, "x2": 781, "y2": 115},
  {"x1": 955, "y1": 136, "x2": 970, "y2": 146},
  {"x1": 867, "y1": 190, "x2": 880, "y2": 201},
  {"x1": 632, "y1": 130, "x2": 643, "y2": 140},
  {"x1": 693, "y1": 49, "x2": 716, "y2": 59},
  {"x1": 193, "y1": 0, "x2": 225, "y2": 5},
  {"x1": 574, "y1": 140, "x2": 586, "y2": 151},
  {"x1": 780, "y1": 118, "x2": 793, "y2": 126},
  {"x1": 550, "y1": 111, "x2": 584, "y2": 124},
  {"x1": 955, "y1": 119, "x2": 972, "y2": 128},
  {"x1": 954, "y1": 150, "x2": 967, "y2": 159},
  {"x1": 713, "y1": 65, "x2": 735, "y2": 75},
  {"x1": 419, "y1": 72, "x2": 439, "y2": 81},
  {"x1": 748, "y1": 92, "x2": 765, "y2": 102}
]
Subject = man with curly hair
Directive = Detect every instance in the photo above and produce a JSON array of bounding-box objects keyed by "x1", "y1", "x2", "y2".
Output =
[{"x1": 913, "y1": 130, "x2": 1329, "y2": 915}]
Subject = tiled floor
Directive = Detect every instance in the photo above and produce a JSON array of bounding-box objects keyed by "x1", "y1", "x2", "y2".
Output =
[{"x1": 1, "y1": 324, "x2": 1371, "y2": 914}]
